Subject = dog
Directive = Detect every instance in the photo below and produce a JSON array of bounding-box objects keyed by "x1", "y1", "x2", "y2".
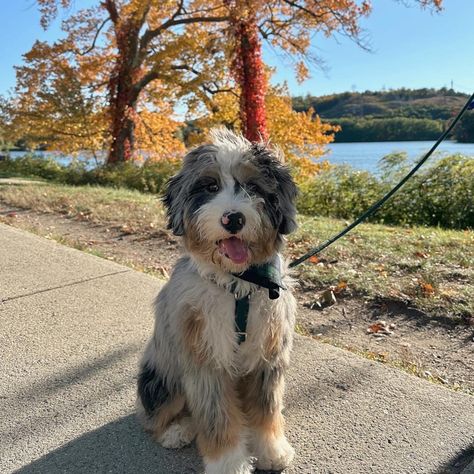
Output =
[{"x1": 136, "y1": 128, "x2": 298, "y2": 474}]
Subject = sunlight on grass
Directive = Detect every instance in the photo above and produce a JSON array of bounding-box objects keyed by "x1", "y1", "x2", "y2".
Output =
[{"x1": 1, "y1": 182, "x2": 472, "y2": 320}]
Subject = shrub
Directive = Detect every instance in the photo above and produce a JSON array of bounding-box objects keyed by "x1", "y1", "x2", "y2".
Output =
[
  {"x1": 0, "y1": 154, "x2": 180, "y2": 194},
  {"x1": 2, "y1": 152, "x2": 473, "y2": 229},
  {"x1": 298, "y1": 154, "x2": 474, "y2": 229}
]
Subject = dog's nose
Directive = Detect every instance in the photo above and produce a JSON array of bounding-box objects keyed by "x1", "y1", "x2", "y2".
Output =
[{"x1": 221, "y1": 212, "x2": 246, "y2": 234}]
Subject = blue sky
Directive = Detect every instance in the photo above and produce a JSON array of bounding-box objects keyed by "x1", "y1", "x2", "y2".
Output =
[{"x1": 1, "y1": 0, "x2": 473, "y2": 98}]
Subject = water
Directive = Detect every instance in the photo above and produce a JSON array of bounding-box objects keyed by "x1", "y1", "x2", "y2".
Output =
[
  {"x1": 8, "y1": 140, "x2": 474, "y2": 175},
  {"x1": 324, "y1": 141, "x2": 474, "y2": 174},
  {"x1": 8, "y1": 150, "x2": 104, "y2": 169}
]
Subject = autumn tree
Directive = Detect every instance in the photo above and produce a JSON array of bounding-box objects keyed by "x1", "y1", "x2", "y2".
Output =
[
  {"x1": 22, "y1": 1, "x2": 231, "y2": 163},
  {"x1": 222, "y1": 0, "x2": 444, "y2": 142},
  {"x1": 13, "y1": 0, "x2": 445, "y2": 165}
]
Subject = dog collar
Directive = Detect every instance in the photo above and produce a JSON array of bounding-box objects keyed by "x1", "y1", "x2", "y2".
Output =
[{"x1": 232, "y1": 256, "x2": 287, "y2": 300}]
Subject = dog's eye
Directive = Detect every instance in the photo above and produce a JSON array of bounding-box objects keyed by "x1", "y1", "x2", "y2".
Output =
[{"x1": 207, "y1": 183, "x2": 219, "y2": 193}]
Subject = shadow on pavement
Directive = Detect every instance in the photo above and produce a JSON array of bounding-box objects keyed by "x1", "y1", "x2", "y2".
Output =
[
  {"x1": 15, "y1": 415, "x2": 202, "y2": 474},
  {"x1": 435, "y1": 444, "x2": 474, "y2": 474}
]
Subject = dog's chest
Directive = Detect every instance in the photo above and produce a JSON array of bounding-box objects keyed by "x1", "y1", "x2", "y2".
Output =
[{"x1": 191, "y1": 281, "x2": 287, "y2": 373}]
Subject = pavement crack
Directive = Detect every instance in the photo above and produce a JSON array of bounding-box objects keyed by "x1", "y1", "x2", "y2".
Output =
[{"x1": 1, "y1": 269, "x2": 131, "y2": 303}]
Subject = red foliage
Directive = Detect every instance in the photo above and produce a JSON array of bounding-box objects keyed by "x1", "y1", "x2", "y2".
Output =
[{"x1": 231, "y1": 13, "x2": 268, "y2": 143}]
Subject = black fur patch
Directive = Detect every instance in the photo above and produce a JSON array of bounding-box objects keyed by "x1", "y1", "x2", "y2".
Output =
[
  {"x1": 137, "y1": 364, "x2": 171, "y2": 415},
  {"x1": 250, "y1": 144, "x2": 298, "y2": 234}
]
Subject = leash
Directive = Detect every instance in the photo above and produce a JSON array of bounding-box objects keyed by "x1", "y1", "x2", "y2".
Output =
[
  {"x1": 231, "y1": 92, "x2": 474, "y2": 343},
  {"x1": 289, "y1": 92, "x2": 474, "y2": 268}
]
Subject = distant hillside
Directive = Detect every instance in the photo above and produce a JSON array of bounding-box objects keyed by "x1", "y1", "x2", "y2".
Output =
[{"x1": 292, "y1": 88, "x2": 473, "y2": 142}]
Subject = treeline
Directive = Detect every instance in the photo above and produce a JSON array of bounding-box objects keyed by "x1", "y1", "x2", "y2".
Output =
[
  {"x1": 292, "y1": 88, "x2": 474, "y2": 142},
  {"x1": 331, "y1": 117, "x2": 443, "y2": 142}
]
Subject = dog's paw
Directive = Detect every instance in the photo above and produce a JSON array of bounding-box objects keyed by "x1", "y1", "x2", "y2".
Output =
[
  {"x1": 255, "y1": 436, "x2": 295, "y2": 471},
  {"x1": 205, "y1": 439, "x2": 254, "y2": 474},
  {"x1": 158, "y1": 417, "x2": 195, "y2": 449}
]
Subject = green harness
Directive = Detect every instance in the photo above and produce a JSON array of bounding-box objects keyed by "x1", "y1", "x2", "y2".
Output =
[{"x1": 231, "y1": 258, "x2": 286, "y2": 344}]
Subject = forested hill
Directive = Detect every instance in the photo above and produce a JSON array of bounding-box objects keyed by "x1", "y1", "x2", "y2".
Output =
[{"x1": 292, "y1": 88, "x2": 473, "y2": 142}]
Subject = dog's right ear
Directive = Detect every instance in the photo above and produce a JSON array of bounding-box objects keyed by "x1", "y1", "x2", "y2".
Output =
[{"x1": 162, "y1": 173, "x2": 185, "y2": 236}]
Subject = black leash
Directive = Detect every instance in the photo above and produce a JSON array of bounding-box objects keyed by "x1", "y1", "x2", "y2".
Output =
[
  {"x1": 231, "y1": 92, "x2": 473, "y2": 344},
  {"x1": 289, "y1": 92, "x2": 474, "y2": 269}
]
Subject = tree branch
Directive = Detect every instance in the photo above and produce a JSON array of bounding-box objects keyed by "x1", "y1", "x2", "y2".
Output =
[
  {"x1": 102, "y1": 0, "x2": 119, "y2": 24},
  {"x1": 78, "y1": 17, "x2": 111, "y2": 56},
  {"x1": 140, "y1": 12, "x2": 229, "y2": 51}
]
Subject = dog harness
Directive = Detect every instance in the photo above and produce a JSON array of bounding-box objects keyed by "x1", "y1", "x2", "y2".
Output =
[{"x1": 231, "y1": 257, "x2": 286, "y2": 344}]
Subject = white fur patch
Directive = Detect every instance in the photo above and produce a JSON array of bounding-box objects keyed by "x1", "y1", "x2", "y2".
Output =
[
  {"x1": 158, "y1": 417, "x2": 196, "y2": 449},
  {"x1": 253, "y1": 434, "x2": 295, "y2": 471},
  {"x1": 204, "y1": 437, "x2": 254, "y2": 474}
]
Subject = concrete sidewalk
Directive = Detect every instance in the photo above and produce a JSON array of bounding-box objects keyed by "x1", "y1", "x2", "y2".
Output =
[{"x1": 1, "y1": 223, "x2": 473, "y2": 474}]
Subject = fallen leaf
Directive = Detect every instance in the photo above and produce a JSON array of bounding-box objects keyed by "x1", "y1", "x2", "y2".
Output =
[
  {"x1": 419, "y1": 280, "x2": 435, "y2": 296},
  {"x1": 367, "y1": 322, "x2": 385, "y2": 334},
  {"x1": 309, "y1": 255, "x2": 319, "y2": 264},
  {"x1": 414, "y1": 251, "x2": 429, "y2": 259},
  {"x1": 367, "y1": 320, "x2": 394, "y2": 336}
]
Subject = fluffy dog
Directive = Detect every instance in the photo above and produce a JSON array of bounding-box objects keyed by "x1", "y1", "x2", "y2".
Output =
[{"x1": 136, "y1": 128, "x2": 298, "y2": 474}]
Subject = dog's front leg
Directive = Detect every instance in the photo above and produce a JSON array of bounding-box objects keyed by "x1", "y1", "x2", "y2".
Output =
[
  {"x1": 183, "y1": 367, "x2": 252, "y2": 474},
  {"x1": 240, "y1": 364, "x2": 295, "y2": 471}
]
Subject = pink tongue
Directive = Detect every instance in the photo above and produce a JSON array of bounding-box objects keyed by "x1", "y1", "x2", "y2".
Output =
[{"x1": 219, "y1": 237, "x2": 248, "y2": 264}]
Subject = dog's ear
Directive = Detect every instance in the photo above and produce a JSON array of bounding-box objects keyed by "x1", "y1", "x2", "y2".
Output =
[
  {"x1": 162, "y1": 173, "x2": 185, "y2": 236},
  {"x1": 252, "y1": 144, "x2": 298, "y2": 235},
  {"x1": 163, "y1": 144, "x2": 218, "y2": 236},
  {"x1": 275, "y1": 165, "x2": 298, "y2": 234}
]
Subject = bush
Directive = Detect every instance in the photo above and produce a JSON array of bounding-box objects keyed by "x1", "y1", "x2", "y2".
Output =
[
  {"x1": 2, "y1": 152, "x2": 473, "y2": 229},
  {"x1": 0, "y1": 154, "x2": 180, "y2": 194},
  {"x1": 298, "y1": 154, "x2": 474, "y2": 229}
]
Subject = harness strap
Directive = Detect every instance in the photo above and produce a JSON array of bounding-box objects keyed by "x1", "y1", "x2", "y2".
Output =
[
  {"x1": 235, "y1": 295, "x2": 250, "y2": 344},
  {"x1": 229, "y1": 257, "x2": 286, "y2": 344}
]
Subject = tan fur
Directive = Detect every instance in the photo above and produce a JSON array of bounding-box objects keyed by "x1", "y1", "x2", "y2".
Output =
[
  {"x1": 149, "y1": 394, "x2": 186, "y2": 440},
  {"x1": 183, "y1": 309, "x2": 209, "y2": 365},
  {"x1": 264, "y1": 323, "x2": 282, "y2": 361},
  {"x1": 196, "y1": 378, "x2": 245, "y2": 461},
  {"x1": 239, "y1": 370, "x2": 285, "y2": 432},
  {"x1": 183, "y1": 219, "x2": 225, "y2": 267},
  {"x1": 250, "y1": 227, "x2": 280, "y2": 265}
]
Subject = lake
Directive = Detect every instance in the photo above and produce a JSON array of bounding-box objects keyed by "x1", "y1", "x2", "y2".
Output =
[
  {"x1": 324, "y1": 140, "x2": 474, "y2": 174},
  {"x1": 9, "y1": 140, "x2": 474, "y2": 175}
]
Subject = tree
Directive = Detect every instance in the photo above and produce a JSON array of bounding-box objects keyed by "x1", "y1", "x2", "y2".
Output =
[
  {"x1": 223, "y1": 0, "x2": 444, "y2": 142},
  {"x1": 16, "y1": 0, "x2": 445, "y2": 163},
  {"x1": 453, "y1": 112, "x2": 474, "y2": 143},
  {"x1": 186, "y1": 81, "x2": 339, "y2": 181},
  {"x1": 30, "y1": 0, "x2": 231, "y2": 163}
]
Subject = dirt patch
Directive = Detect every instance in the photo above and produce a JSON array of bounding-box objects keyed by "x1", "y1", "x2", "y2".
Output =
[{"x1": 2, "y1": 206, "x2": 473, "y2": 394}]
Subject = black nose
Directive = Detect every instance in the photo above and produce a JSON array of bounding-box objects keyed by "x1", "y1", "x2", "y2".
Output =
[{"x1": 221, "y1": 212, "x2": 246, "y2": 234}]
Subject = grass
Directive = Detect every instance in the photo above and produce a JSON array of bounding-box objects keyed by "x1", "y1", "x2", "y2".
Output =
[
  {"x1": 1, "y1": 181, "x2": 472, "y2": 320},
  {"x1": 0, "y1": 181, "x2": 167, "y2": 230},
  {"x1": 291, "y1": 215, "x2": 473, "y2": 319}
]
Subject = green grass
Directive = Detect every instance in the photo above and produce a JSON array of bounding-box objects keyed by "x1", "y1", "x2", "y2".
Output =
[
  {"x1": 290, "y1": 215, "x2": 473, "y2": 319},
  {"x1": 0, "y1": 182, "x2": 167, "y2": 230},
  {"x1": 1, "y1": 181, "x2": 472, "y2": 320}
]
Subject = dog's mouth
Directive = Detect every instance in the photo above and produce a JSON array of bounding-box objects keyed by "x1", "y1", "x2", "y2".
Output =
[{"x1": 217, "y1": 237, "x2": 249, "y2": 265}]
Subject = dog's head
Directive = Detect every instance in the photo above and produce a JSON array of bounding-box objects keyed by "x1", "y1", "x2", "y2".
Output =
[{"x1": 163, "y1": 128, "x2": 298, "y2": 273}]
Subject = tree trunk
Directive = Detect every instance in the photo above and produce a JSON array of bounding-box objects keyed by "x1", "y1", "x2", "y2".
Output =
[
  {"x1": 233, "y1": 13, "x2": 268, "y2": 142},
  {"x1": 105, "y1": 3, "x2": 142, "y2": 165},
  {"x1": 107, "y1": 77, "x2": 137, "y2": 164}
]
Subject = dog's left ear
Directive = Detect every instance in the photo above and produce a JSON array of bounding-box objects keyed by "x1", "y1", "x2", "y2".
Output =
[
  {"x1": 162, "y1": 173, "x2": 185, "y2": 236},
  {"x1": 252, "y1": 144, "x2": 298, "y2": 234},
  {"x1": 274, "y1": 164, "x2": 298, "y2": 234}
]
